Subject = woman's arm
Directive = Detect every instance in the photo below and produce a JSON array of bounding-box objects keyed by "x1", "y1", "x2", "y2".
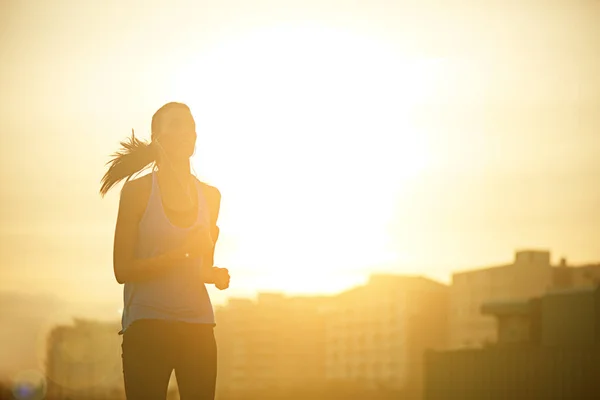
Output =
[
  {"x1": 202, "y1": 184, "x2": 222, "y2": 283},
  {"x1": 113, "y1": 179, "x2": 186, "y2": 284},
  {"x1": 207, "y1": 185, "x2": 221, "y2": 269}
]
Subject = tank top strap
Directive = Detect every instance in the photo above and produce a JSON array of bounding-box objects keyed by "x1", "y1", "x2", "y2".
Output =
[
  {"x1": 150, "y1": 169, "x2": 158, "y2": 198},
  {"x1": 147, "y1": 170, "x2": 162, "y2": 209},
  {"x1": 194, "y1": 180, "x2": 211, "y2": 227}
]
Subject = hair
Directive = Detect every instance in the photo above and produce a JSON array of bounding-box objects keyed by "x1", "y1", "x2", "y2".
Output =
[{"x1": 99, "y1": 102, "x2": 191, "y2": 197}]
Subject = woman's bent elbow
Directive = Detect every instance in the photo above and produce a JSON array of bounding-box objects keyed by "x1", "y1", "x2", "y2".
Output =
[{"x1": 114, "y1": 268, "x2": 127, "y2": 285}]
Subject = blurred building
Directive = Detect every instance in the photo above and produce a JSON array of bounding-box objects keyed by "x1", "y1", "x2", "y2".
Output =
[
  {"x1": 449, "y1": 249, "x2": 600, "y2": 349},
  {"x1": 0, "y1": 292, "x2": 69, "y2": 379},
  {"x1": 425, "y1": 286, "x2": 600, "y2": 399},
  {"x1": 551, "y1": 258, "x2": 600, "y2": 290},
  {"x1": 322, "y1": 275, "x2": 448, "y2": 397},
  {"x1": 214, "y1": 293, "x2": 328, "y2": 397},
  {"x1": 45, "y1": 319, "x2": 124, "y2": 400},
  {"x1": 538, "y1": 285, "x2": 600, "y2": 347}
]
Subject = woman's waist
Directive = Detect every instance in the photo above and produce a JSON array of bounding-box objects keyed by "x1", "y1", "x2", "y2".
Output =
[
  {"x1": 125, "y1": 282, "x2": 211, "y2": 314},
  {"x1": 128, "y1": 297, "x2": 212, "y2": 313},
  {"x1": 122, "y1": 304, "x2": 215, "y2": 331},
  {"x1": 126, "y1": 272, "x2": 206, "y2": 294}
]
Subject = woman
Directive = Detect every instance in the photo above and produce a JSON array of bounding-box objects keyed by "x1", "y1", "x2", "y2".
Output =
[{"x1": 100, "y1": 102, "x2": 230, "y2": 400}]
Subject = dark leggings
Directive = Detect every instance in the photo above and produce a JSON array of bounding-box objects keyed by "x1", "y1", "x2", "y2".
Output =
[{"x1": 122, "y1": 319, "x2": 217, "y2": 400}]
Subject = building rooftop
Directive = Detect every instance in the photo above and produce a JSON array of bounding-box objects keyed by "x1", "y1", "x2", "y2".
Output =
[
  {"x1": 452, "y1": 263, "x2": 513, "y2": 277},
  {"x1": 452, "y1": 250, "x2": 553, "y2": 277},
  {"x1": 368, "y1": 274, "x2": 446, "y2": 288}
]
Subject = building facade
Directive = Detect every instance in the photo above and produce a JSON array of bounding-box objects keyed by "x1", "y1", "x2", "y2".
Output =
[
  {"x1": 425, "y1": 286, "x2": 600, "y2": 400},
  {"x1": 214, "y1": 293, "x2": 328, "y2": 397},
  {"x1": 322, "y1": 275, "x2": 448, "y2": 396},
  {"x1": 215, "y1": 275, "x2": 448, "y2": 398},
  {"x1": 448, "y1": 250, "x2": 599, "y2": 349}
]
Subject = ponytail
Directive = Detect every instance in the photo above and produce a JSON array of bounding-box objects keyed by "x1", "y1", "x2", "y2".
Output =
[{"x1": 99, "y1": 130, "x2": 156, "y2": 197}]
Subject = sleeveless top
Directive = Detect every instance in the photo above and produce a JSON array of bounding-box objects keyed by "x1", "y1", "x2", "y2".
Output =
[{"x1": 120, "y1": 171, "x2": 215, "y2": 333}]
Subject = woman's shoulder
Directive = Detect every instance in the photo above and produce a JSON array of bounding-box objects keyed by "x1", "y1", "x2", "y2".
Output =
[
  {"x1": 194, "y1": 178, "x2": 221, "y2": 220},
  {"x1": 194, "y1": 178, "x2": 221, "y2": 201}
]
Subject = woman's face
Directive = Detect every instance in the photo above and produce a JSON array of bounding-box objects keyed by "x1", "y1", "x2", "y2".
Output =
[{"x1": 155, "y1": 107, "x2": 197, "y2": 161}]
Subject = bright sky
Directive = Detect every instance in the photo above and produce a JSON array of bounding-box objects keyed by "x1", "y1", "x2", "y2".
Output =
[{"x1": 1, "y1": 0, "x2": 599, "y2": 311}]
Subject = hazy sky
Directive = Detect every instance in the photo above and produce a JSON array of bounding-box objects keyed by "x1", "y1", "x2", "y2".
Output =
[{"x1": 1, "y1": 0, "x2": 599, "y2": 309}]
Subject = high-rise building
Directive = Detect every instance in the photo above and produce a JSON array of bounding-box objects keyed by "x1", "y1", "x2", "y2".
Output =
[{"x1": 322, "y1": 275, "x2": 448, "y2": 396}]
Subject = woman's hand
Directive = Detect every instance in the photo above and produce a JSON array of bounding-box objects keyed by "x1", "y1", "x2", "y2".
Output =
[{"x1": 212, "y1": 267, "x2": 230, "y2": 290}]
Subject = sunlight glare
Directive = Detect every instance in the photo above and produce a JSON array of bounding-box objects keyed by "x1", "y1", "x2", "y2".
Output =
[{"x1": 164, "y1": 23, "x2": 442, "y2": 294}]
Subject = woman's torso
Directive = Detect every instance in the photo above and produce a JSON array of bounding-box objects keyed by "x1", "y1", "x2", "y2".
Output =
[{"x1": 121, "y1": 170, "x2": 215, "y2": 333}]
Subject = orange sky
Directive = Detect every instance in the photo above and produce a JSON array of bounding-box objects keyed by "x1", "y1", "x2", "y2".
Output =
[{"x1": 1, "y1": 0, "x2": 599, "y2": 310}]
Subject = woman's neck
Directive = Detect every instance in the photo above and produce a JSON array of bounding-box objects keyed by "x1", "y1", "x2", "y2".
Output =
[
  {"x1": 157, "y1": 160, "x2": 191, "y2": 179},
  {"x1": 156, "y1": 161, "x2": 196, "y2": 208}
]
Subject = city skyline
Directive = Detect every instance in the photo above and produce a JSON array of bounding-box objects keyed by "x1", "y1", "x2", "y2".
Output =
[
  {"x1": 1, "y1": 248, "x2": 598, "y2": 381},
  {"x1": 9, "y1": 254, "x2": 600, "y2": 399}
]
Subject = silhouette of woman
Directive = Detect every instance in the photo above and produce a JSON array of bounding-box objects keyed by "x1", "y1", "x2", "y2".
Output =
[{"x1": 100, "y1": 102, "x2": 229, "y2": 399}]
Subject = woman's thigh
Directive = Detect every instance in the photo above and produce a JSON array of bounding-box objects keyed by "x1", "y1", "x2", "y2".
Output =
[
  {"x1": 122, "y1": 320, "x2": 175, "y2": 400},
  {"x1": 173, "y1": 323, "x2": 217, "y2": 400}
]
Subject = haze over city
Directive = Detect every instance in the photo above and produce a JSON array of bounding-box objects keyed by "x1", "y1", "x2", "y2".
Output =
[
  {"x1": 1, "y1": 5, "x2": 599, "y2": 393},
  {"x1": 1, "y1": 1, "x2": 600, "y2": 399}
]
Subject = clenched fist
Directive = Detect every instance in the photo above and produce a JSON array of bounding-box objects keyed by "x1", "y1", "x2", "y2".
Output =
[{"x1": 212, "y1": 267, "x2": 230, "y2": 290}]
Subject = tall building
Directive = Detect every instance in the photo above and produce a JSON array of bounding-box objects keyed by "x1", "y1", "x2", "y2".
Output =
[
  {"x1": 322, "y1": 275, "x2": 448, "y2": 397},
  {"x1": 449, "y1": 249, "x2": 600, "y2": 349},
  {"x1": 214, "y1": 293, "x2": 328, "y2": 397},
  {"x1": 45, "y1": 319, "x2": 124, "y2": 400}
]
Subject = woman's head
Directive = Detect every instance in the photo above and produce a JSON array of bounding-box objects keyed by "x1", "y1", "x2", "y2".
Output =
[
  {"x1": 99, "y1": 102, "x2": 196, "y2": 196},
  {"x1": 151, "y1": 102, "x2": 197, "y2": 161}
]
